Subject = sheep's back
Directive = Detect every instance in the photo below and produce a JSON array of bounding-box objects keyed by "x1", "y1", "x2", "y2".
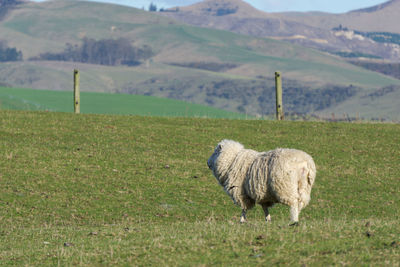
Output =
[
  {"x1": 225, "y1": 149, "x2": 259, "y2": 187},
  {"x1": 245, "y1": 148, "x2": 315, "y2": 205},
  {"x1": 245, "y1": 151, "x2": 276, "y2": 203}
]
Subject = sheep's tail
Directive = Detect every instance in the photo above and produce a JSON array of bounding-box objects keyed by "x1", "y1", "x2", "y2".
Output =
[{"x1": 298, "y1": 158, "x2": 316, "y2": 209}]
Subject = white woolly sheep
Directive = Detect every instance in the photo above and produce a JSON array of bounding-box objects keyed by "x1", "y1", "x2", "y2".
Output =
[{"x1": 207, "y1": 139, "x2": 316, "y2": 225}]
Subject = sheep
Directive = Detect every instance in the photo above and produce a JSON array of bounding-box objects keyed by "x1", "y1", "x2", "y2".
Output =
[{"x1": 207, "y1": 139, "x2": 316, "y2": 225}]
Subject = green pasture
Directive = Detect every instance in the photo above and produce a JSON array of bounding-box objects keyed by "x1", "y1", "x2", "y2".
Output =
[
  {"x1": 0, "y1": 110, "x2": 398, "y2": 265},
  {"x1": 0, "y1": 87, "x2": 248, "y2": 118}
]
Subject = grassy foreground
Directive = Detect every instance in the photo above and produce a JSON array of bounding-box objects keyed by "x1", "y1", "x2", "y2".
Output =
[{"x1": 0, "y1": 110, "x2": 399, "y2": 266}]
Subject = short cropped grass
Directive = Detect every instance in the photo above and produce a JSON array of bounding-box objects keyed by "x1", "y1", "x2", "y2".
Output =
[
  {"x1": 0, "y1": 87, "x2": 248, "y2": 119},
  {"x1": 0, "y1": 110, "x2": 399, "y2": 266}
]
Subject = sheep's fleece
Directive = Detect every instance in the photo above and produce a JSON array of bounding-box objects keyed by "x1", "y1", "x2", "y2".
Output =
[{"x1": 207, "y1": 139, "x2": 316, "y2": 224}]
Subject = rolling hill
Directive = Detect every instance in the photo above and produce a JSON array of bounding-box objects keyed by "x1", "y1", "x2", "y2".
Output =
[
  {"x1": 284, "y1": 0, "x2": 400, "y2": 34},
  {"x1": 161, "y1": 0, "x2": 400, "y2": 62},
  {"x1": 0, "y1": 0, "x2": 400, "y2": 119}
]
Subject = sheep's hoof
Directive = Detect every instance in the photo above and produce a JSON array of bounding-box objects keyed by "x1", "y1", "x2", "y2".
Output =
[{"x1": 289, "y1": 222, "x2": 299, "y2": 227}]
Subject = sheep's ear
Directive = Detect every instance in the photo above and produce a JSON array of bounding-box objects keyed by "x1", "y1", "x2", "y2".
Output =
[{"x1": 217, "y1": 144, "x2": 222, "y2": 150}]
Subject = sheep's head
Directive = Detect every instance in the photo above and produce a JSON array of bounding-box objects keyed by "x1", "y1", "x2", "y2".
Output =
[
  {"x1": 207, "y1": 143, "x2": 222, "y2": 171},
  {"x1": 207, "y1": 139, "x2": 244, "y2": 183}
]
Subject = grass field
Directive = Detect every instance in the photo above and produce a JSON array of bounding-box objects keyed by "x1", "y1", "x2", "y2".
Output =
[
  {"x1": 0, "y1": 87, "x2": 248, "y2": 119},
  {"x1": 0, "y1": 110, "x2": 399, "y2": 266}
]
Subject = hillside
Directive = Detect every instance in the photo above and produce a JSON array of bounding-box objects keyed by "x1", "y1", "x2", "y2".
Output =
[
  {"x1": 0, "y1": 110, "x2": 399, "y2": 265},
  {"x1": 161, "y1": 0, "x2": 400, "y2": 62},
  {"x1": 289, "y1": 0, "x2": 400, "y2": 34},
  {"x1": 1, "y1": 0, "x2": 400, "y2": 119},
  {"x1": 315, "y1": 85, "x2": 400, "y2": 121},
  {"x1": 174, "y1": 0, "x2": 268, "y2": 18}
]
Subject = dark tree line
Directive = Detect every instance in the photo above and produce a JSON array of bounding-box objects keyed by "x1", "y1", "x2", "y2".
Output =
[
  {"x1": 362, "y1": 85, "x2": 399, "y2": 100},
  {"x1": 355, "y1": 31, "x2": 400, "y2": 46},
  {"x1": 0, "y1": 0, "x2": 20, "y2": 6},
  {"x1": 351, "y1": 60, "x2": 400, "y2": 79},
  {"x1": 206, "y1": 80, "x2": 358, "y2": 114},
  {"x1": 32, "y1": 38, "x2": 153, "y2": 66},
  {"x1": 202, "y1": 79, "x2": 358, "y2": 114},
  {"x1": 333, "y1": 51, "x2": 381, "y2": 59},
  {"x1": 148, "y1": 2, "x2": 157, "y2": 12},
  {"x1": 0, "y1": 0, "x2": 22, "y2": 20},
  {"x1": 120, "y1": 76, "x2": 360, "y2": 116},
  {"x1": 0, "y1": 41, "x2": 22, "y2": 61},
  {"x1": 168, "y1": 62, "x2": 238, "y2": 72}
]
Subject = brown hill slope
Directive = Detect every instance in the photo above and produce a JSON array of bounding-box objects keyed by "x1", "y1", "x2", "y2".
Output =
[
  {"x1": 176, "y1": 0, "x2": 267, "y2": 18},
  {"x1": 281, "y1": 0, "x2": 400, "y2": 33},
  {"x1": 336, "y1": 0, "x2": 400, "y2": 33},
  {"x1": 161, "y1": 0, "x2": 400, "y2": 61}
]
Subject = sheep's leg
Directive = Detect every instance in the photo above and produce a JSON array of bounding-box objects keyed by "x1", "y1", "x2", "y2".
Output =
[
  {"x1": 298, "y1": 200, "x2": 304, "y2": 214},
  {"x1": 289, "y1": 200, "x2": 299, "y2": 226},
  {"x1": 261, "y1": 203, "x2": 272, "y2": 223},
  {"x1": 240, "y1": 209, "x2": 247, "y2": 223}
]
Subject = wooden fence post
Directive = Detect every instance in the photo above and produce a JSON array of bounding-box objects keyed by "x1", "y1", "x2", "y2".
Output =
[
  {"x1": 275, "y1": 71, "x2": 284, "y2": 120},
  {"x1": 74, "y1": 69, "x2": 80, "y2": 114}
]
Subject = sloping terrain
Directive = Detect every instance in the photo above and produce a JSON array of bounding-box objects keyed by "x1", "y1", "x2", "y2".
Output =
[
  {"x1": 172, "y1": 0, "x2": 268, "y2": 18},
  {"x1": 315, "y1": 85, "x2": 400, "y2": 121},
  {"x1": 0, "y1": 0, "x2": 400, "y2": 119},
  {"x1": 161, "y1": 0, "x2": 400, "y2": 61},
  {"x1": 284, "y1": 0, "x2": 400, "y2": 34}
]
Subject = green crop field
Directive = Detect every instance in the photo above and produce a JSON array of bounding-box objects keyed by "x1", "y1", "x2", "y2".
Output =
[
  {"x1": 0, "y1": 110, "x2": 399, "y2": 266},
  {"x1": 0, "y1": 87, "x2": 248, "y2": 119}
]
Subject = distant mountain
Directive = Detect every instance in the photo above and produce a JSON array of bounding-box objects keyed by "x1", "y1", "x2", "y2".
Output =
[
  {"x1": 335, "y1": 0, "x2": 400, "y2": 33},
  {"x1": 160, "y1": 0, "x2": 400, "y2": 62},
  {"x1": 350, "y1": 0, "x2": 397, "y2": 13},
  {"x1": 1, "y1": 0, "x2": 400, "y2": 120},
  {"x1": 281, "y1": 0, "x2": 400, "y2": 34},
  {"x1": 173, "y1": 0, "x2": 267, "y2": 18}
]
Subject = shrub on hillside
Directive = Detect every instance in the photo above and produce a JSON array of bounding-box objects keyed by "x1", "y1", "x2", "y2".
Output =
[
  {"x1": 31, "y1": 38, "x2": 153, "y2": 66},
  {"x1": 0, "y1": 41, "x2": 22, "y2": 62}
]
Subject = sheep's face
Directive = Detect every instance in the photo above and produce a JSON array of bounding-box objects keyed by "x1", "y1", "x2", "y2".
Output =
[{"x1": 207, "y1": 144, "x2": 222, "y2": 172}]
